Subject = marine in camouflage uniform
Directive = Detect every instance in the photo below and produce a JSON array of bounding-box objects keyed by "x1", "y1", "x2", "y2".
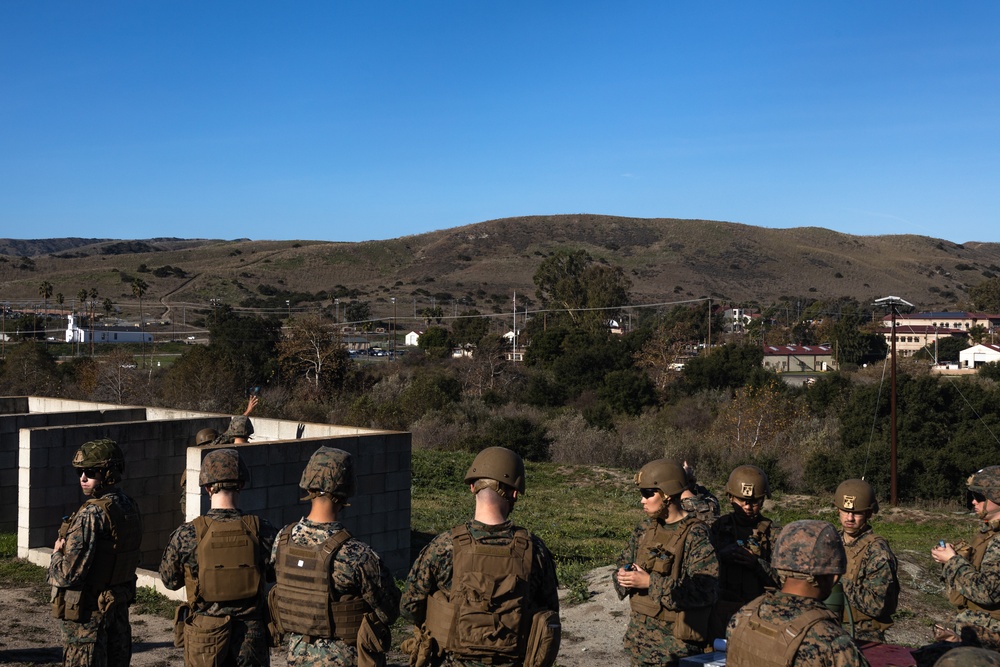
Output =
[
  {"x1": 834, "y1": 479, "x2": 899, "y2": 643},
  {"x1": 400, "y1": 447, "x2": 560, "y2": 667},
  {"x1": 49, "y1": 439, "x2": 143, "y2": 667},
  {"x1": 160, "y1": 448, "x2": 278, "y2": 667},
  {"x1": 708, "y1": 464, "x2": 780, "y2": 640},
  {"x1": 726, "y1": 520, "x2": 870, "y2": 667},
  {"x1": 614, "y1": 459, "x2": 718, "y2": 667},
  {"x1": 271, "y1": 447, "x2": 400, "y2": 667},
  {"x1": 680, "y1": 461, "x2": 720, "y2": 526},
  {"x1": 933, "y1": 466, "x2": 1000, "y2": 649}
]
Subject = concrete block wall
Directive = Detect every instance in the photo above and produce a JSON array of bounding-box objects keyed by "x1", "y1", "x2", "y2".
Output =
[
  {"x1": 11, "y1": 398, "x2": 412, "y2": 600},
  {"x1": 0, "y1": 408, "x2": 148, "y2": 530}
]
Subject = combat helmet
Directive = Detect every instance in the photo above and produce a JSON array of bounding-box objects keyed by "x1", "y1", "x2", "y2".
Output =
[
  {"x1": 300, "y1": 446, "x2": 356, "y2": 501},
  {"x1": 635, "y1": 459, "x2": 687, "y2": 498},
  {"x1": 464, "y1": 447, "x2": 525, "y2": 494},
  {"x1": 726, "y1": 464, "x2": 770, "y2": 501},
  {"x1": 195, "y1": 428, "x2": 219, "y2": 447},
  {"x1": 772, "y1": 519, "x2": 846, "y2": 576},
  {"x1": 198, "y1": 448, "x2": 250, "y2": 488},
  {"x1": 933, "y1": 647, "x2": 1000, "y2": 666},
  {"x1": 834, "y1": 479, "x2": 879, "y2": 514},
  {"x1": 968, "y1": 466, "x2": 1000, "y2": 505},
  {"x1": 224, "y1": 415, "x2": 254, "y2": 441},
  {"x1": 72, "y1": 438, "x2": 125, "y2": 485}
]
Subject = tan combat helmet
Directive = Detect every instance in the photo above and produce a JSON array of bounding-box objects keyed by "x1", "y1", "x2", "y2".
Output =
[
  {"x1": 834, "y1": 479, "x2": 879, "y2": 514},
  {"x1": 72, "y1": 438, "x2": 126, "y2": 485},
  {"x1": 198, "y1": 448, "x2": 250, "y2": 489},
  {"x1": 635, "y1": 459, "x2": 687, "y2": 497},
  {"x1": 772, "y1": 520, "x2": 846, "y2": 576},
  {"x1": 968, "y1": 466, "x2": 1000, "y2": 505},
  {"x1": 195, "y1": 428, "x2": 219, "y2": 447},
  {"x1": 300, "y1": 446, "x2": 356, "y2": 502},
  {"x1": 464, "y1": 446, "x2": 526, "y2": 493},
  {"x1": 726, "y1": 464, "x2": 770, "y2": 501}
]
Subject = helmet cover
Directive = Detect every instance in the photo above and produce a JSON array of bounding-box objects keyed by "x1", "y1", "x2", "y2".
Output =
[
  {"x1": 300, "y1": 446, "x2": 356, "y2": 500},
  {"x1": 968, "y1": 466, "x2": 1000, "y2": 505},
  {"x1": 199, "y1": 448, "x2": 249, "y2": 487},
  {"x1": 772, "y1": 519, "x2": 846, "y2": 576}
]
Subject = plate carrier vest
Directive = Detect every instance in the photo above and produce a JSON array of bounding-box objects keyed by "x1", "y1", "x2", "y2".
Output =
[
  {"x1": 727, "y1": 596, "x2": 835, "y2": 667},
  {"x1": 424, "y1": 524, "x2": 534, "y2": 662},
  {"x1": 955, "y1": 522, "x2": 1000, "y2": 620},
  {"x1": 185, "y1": 514, "x2": 262, "y2": 605},
  {"x1": 714, "y1": 514, "x2": 774, "y2": 605},
  {"x1": 52, "y1": 494, "x2": 142, "y2": 619},
  {"x1": 842, "y1": 529, "x2": 897, "y2": 631},
  {"x1": 270, "y1": 527, "x2": 371, "y2": 644}
]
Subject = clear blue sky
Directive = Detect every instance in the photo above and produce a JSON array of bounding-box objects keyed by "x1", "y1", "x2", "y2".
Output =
[{"x1": 2, "y1": 2, "x2": 998, "y2": 243}]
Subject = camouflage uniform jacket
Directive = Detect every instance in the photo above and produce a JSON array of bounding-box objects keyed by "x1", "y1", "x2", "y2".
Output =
[
  {"x1": 400, "y1": 519, "x2": 560, "y2": 667},
  {"x1": 840, "y1": 526, "x2": 899, "y2": 642},
  {"x1": 49, "y1": 488, "x2": 141, "y2": 604},
  {"x1": 159, "y1": 508, "x2": 278, "y2": 618},
  {"x1": 613, "y1": 515, "x2": 719, "y2": 666},
  {"x1": 726, "y1": 591, "x2": 871, "y2": 667},
  {"x1": 272, "y1": 518, "x2": 400, "y2": 665},
  {"x1": 942, "y1": 521, "x2": 1000, "y2": 648},
  {"x1": 681, "y1": 493, "x2": 720, "y2": 526},
  {"x1": 710, "y1": 511, "x2": 780, "y2": 606}
]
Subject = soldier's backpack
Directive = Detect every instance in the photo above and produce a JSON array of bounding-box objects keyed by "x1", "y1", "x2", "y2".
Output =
[
  {"x1": 188, "y1": 515, "x2": 261, "y2": 603},
  {"x1": 424, "y1": 524, "x2": 560, "y2": 666}
]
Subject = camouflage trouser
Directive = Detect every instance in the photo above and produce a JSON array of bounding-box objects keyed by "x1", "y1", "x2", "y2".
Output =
[
  {"x1": 286, "y1": 633, "x2": 356, "y2": 667},
  {"x1": 60, "y1": 603, "x2": 131, "y2": 667},
  {"x1": 955, "y1": 610, "x2": 1000, "y2": 650},
  {"x1": 623, "y1": 612, "x2": 701, "y2": 667},
  {"x1": 221, "y1": 618, "x2": 270, "y2": 667}
]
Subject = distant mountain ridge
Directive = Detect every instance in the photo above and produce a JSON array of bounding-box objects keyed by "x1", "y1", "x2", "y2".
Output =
[{"x1": 1, "y1": 216, "x2": 999, "y2": 320}]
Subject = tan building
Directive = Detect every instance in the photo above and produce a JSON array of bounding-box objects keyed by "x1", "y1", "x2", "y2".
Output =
[
  {"x1": 762, "y1": 344, "x2": 836, "y2": 372},
  {"x1": 876, "y1": 324, "x2": 967, "y2": 358}
]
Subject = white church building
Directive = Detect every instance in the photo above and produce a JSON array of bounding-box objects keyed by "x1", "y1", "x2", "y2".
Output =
[{"x1": 65, "y1": 314, "x2": 153, "y2": 344}]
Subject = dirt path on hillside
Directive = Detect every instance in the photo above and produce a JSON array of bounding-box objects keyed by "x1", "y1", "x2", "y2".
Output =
[{"x1": 0, "y1": 557, "x2": 951, "y2": 667}]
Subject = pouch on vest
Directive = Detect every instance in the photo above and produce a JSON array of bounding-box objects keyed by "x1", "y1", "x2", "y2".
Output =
[
  {"x1": 357, "y1": 612, "x2": 391, "y2": 667},
  {"x1": 523, "y1": 609, "x2": 561, "y2": 667},
  {"x1": 194, "y1": 515, "x2": 261, "y2": 603},
  {"x1": 183, "y1": 612, "x2": 232, "y2": 667},
  {"x1": 62, "y1": 588, "x2": 89, "y2": 623},
  {"x1": 673, "y1": 605, "x2": 711, "y2": 644},
  {"x1": 174, "y1": 603, "x2": 191, "y2": 648}
]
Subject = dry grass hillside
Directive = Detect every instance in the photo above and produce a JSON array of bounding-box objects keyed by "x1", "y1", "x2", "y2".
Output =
[{"x1": 2, "y1": 215, "x2": 999, "y2": 324}]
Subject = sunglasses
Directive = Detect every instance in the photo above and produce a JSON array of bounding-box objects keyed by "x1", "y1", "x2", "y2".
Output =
[
  {"x1": 78, "y1": 468, "x2": 102, "y2": 479},
  {"x1": 969, "y1": 490, "x2": 987, "y2": 503},
  {"x1": 639, "y1": 488, "x2": 660, "y2": 499}
]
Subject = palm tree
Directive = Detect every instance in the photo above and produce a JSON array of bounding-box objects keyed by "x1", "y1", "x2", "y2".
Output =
[
  {"x1": 89, "y1": 288, "x2": 99, "y2": 357},
  {"x1": 103, "y1": 298, "x2": 114, "y2": 321},
  {"x1": 132, "y1": 278, "x2": 148, "y2": 366},
  {"x1": 38, "y1": 281, "x2": 53, "y2": 339}
]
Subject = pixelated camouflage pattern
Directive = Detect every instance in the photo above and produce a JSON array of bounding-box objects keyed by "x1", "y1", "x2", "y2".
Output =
[
  {"x1": 942, "y1": 522, "x2": 1000, "y2": 649},
  {"x1": 300, "y1": 447, "x2": 356, "y2": 499},
  {"x1": 773, "y1": 520, "x2": 846, "y2": 576},
  {"x1": 49, "y1": 488, "x2": 141, "y2": 667},
  {"x1": 613, "y1": 516, "x2": 719, "y2": 666},
  {"x1": 159, "y1": 508, "x2": 278, "y2": 666},
  {"x1": 726, "y1": 591, "x2": 870, "y2": 667},
  {"x1": 969, "y1": 467, "x2": 1000, "y2": 505},
  {"x1": 273, "y1": 518, "x2": 399, "y2": 666},
  {"x1": 198, "y1": 448, "x2": 248, "y2": 486},
  {"x1": 933, "y1": 646, "x2": 1000, "y2": 666},
  {"x1": 710, "y1": 510, "x2": 780, "y2": 609},
  {"x1": 400, "y1": 519, "x2": 559, "y2": 667},
  {"x1": 681, "y1": 485, "x2": 720, "y2": 526},
  {"x1": 72, "y1": 439, "x2": 124, "y2": 469},
  {"x1": 840, "y1": 526, "x2": 899, "y2": 642},
  {"x1": 227, "y1": 415, "x2": 254, "y2": 438}
]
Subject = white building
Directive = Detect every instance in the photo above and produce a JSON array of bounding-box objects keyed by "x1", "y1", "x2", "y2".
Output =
[
  {"x1": 65, "y1": 314, "x2": 152, "y2": 344},
  {"x1": 404, "y1": 330, "x2": 423, "y2": 346},
  {"x1": 960, "y1": 344, "x2": 1000, "y2": 369}
]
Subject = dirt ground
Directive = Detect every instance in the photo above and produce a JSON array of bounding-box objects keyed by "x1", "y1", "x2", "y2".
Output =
[{"x1": 0, "y1": 558, "x2": 949, "y2": 667}]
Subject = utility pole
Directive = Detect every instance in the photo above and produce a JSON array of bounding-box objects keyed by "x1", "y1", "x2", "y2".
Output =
[{"x1": 874, "y1": 295, "x2": 914, "y2": 506}]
